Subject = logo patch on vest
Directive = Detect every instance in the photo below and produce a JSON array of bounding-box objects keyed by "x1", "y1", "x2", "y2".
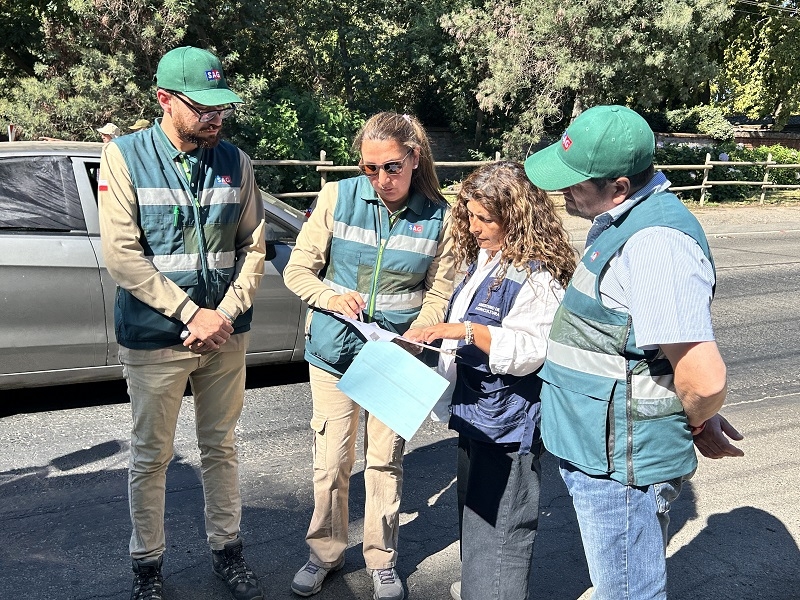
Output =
[
  {"x1": 215, "y1": 175, "x2": 232, "y2": 185},
  {"x1": 98, "y1": 179, "x2": 108, "y2": 192},
  {"x1": 475, "y1": 302, "x2": 500, "y2": 318},
  {"x1": 590, "y1": 251, "x2": 600, "y2": 261},
  {"x1": 408, "y1": 224, "x2": 423, "y2": 233}
]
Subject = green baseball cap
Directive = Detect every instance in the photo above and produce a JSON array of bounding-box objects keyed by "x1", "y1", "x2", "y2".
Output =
[
  {"x1": 524, "y1": 105, "x2": 655, "y2": 191},
  {"x1": 156, "y1": 46, "x2": 242, "y2": 106}
]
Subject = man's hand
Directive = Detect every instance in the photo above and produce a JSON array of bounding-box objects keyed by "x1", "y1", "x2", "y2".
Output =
[
  {"x1": 183, "y1": 308, "x2": 234, "y2": 352},
  {"x1": 693, "y1": 414, "x2": 745, "y2": 459}
]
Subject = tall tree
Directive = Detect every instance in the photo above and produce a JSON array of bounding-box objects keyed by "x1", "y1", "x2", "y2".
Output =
[
  {"x1": 714, "y1": 0, "x2": 800, "y2": 130},
  {"x1": 442, "y1": 0, "x2": 733, "y2": 156}
]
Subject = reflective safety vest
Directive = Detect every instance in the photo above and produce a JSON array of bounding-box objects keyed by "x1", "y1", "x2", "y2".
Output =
[
  {"x1": 539, "y1": 191, "x2": 715, "y2": 486},
  {"x1": 305, "y1": 176, "x2": 447, "y2": 374},
  {"x1": 112, "y1": 122, "x2": 251, "y2": 349}
]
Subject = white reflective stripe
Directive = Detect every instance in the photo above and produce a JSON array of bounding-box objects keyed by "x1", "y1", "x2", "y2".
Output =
[
  {"x1": 631, "y1": 373, "x2": 676, "y2": 400},
  {"x1": 384, "y1": 234, "x2": 438, "y2": 256},
  {"x1": 570, "y1": 264, "x2": 597, "y2": 299},
  {"x1": 199, "y1": 186, "x2": 241, "y2": 206},
  {"x1": 333, "y1": 221, "x2": 377, "y2": 246},
  {"x1": 138, "y1": 188, "x2": 189, "y2": 206},
  {"x1": 374, "y1": 290, "x2": 424, "y2": 311},
  {"x1": 149, "y1": 253, "x2": 200, "y2": 271},
  {"x1": 207, "y1": 251, "x2": 236, "y2": 269},
  {"x1": 547, "y1": 339, "x2": 627, "y2": 379},
  {"x1": 321, "y1": 279, "x2": 422, "y2": 311},
  {"x1": 148, "y1": 251, "x2": 235, "y2": 271}
]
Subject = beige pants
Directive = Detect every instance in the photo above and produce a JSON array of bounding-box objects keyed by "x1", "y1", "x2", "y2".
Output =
[
  {"x1": 306, "y1": 364, "x2": 406, "y2": 569},
  {"x1": 123, "y1": 346, "x2": 246, "y2": 560}
]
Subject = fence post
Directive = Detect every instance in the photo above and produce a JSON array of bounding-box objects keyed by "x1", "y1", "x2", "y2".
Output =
[
  {"x1": 699, "y1": 153, "x2": 711, "y2": 205},
  {"x1": 760, "y1": 152, "x2": 773, "y2": 205},
  {"x1": 495, "y1": 151, "x2": 501, "y2": 161},
  {"x1": 319, "y1": 150, "x2": 327, "y2": 192}
]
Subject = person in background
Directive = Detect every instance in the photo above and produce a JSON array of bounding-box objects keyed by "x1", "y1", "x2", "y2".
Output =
[
  {"x1": 97, "y1": 122, "x2": 120, "y2": 143},
  {"x1": 283, "y1": 111, "x2": 455, "y2": 600},
  {"x1": 524, "y1": 105, "x2": 744, "y2": 599},
  {"x1": 405, "y1": 161, "x2": 576, "y2": 600},
  {"x1": 98, "y1": 46, "x2": 266, "y2": 600},
  {"x1": 129, "y1": 118, "x2": 152, "y2": 132}
]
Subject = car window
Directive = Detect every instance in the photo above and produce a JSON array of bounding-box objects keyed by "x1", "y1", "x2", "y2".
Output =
[
  {"x1": 0, "y1": 156, "x2": 85, "y2": 231},
  {"x1": 265, "y1": 212, "x2": 298, "y2": 244}
]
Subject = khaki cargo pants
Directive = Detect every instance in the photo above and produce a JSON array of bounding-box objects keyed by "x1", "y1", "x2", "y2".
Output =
[{"x1": 305, "y1": 364, "x2": 406, "y2": 570}]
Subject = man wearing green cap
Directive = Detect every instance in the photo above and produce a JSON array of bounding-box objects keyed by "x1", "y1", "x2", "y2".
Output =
[
  {"x1": 98, "y1": 46, "x2": 266, "y2": 600},
  {"x1": 524, "y1": 105, "x2": 744, "y2": 599}
]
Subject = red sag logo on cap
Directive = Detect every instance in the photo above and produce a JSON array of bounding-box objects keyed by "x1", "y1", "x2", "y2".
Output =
[
  {"x1": 205, "y1": 69, "x2": 222, "y2": 81},
  {"x1": 561, "y1": 131, "x2": 573, "y2": 151}
]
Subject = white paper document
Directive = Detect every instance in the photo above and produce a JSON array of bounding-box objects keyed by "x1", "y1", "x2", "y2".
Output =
[
  {"x1": 337, "y1": 341, "x2": 451, "y2": 441},
  {"x1": 319, "y1": 308, "x2": 455, "y2": 355}
]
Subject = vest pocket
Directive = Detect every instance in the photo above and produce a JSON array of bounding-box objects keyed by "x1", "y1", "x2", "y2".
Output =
[
  {"x1": 539, "y1": 368, "x2": 617, "y2": 475},
  {"x1": 306, "y1": 310, "x2": 363, "y2": 366}
]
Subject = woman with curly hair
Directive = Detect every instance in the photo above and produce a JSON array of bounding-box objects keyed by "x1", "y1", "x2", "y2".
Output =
[{"x1": 405, "y1": 160, "x2": 576, "y2": 600}]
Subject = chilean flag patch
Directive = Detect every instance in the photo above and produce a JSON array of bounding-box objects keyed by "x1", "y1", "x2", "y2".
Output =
[{"x1": 98, "y1": 179, "x2": 108, "y2": 192}]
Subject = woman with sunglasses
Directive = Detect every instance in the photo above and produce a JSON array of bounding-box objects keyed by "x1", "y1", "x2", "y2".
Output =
[
  {"x1": 404, "y1": 161, "x2": 576, "y2": 600},
  {"x1": 283, "y1": 112, "x2": 455, "y2": 600}
]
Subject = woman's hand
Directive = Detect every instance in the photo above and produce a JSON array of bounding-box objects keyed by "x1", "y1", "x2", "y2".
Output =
[
  {"x1": 405, "y1": 323, "x2": 467, "y2": 344},
  {"x1": 327, "y1": 292, "x2": 366, "y2": 319}
]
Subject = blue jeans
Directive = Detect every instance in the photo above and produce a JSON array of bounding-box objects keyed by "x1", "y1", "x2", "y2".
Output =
[
  {"x1": 457, "y1": 436, "x2": 542, "y2": 600},
  {"x1": 560, "y1": 461, "x2": 686, "y2": 600}
]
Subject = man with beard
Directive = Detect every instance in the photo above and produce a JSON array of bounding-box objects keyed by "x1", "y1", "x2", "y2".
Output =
[{"x1": 98, "y1": 46, "x2": 266, "y2": 600}]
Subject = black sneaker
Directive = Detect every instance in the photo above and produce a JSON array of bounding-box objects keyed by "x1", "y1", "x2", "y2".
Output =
[
  {"x1": 131, "y1": 556, "x2": 164, "y2": 600},
  {"x1": 212, "y1": 538, "x2": 264, "y2": 600}
]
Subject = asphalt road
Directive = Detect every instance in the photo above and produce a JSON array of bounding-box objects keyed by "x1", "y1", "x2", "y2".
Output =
[{"x1": 1, "y1": 205, "x2": 799, "y2": 600}]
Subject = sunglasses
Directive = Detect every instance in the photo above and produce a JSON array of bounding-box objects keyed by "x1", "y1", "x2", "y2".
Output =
[
  {"x1": 169, "y1": 92, "x2": 236, "y2": 123},
  {"x1": 358, "y1": 149, "x2": 414, "y2": 177}
]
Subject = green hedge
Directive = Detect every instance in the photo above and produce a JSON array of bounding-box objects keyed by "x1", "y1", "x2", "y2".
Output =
[{"x1": 656, "y1": 143, "x2": 800, "y2": 203}]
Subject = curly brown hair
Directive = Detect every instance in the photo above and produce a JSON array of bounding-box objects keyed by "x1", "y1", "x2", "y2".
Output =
[{"x1": 451, "y1": 161, "x2": 577, "y2": 290}]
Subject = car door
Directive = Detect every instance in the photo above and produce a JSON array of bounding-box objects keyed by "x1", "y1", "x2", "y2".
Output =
[
  {"x1": 245, "y1": 200, "x2": 304, "y2": 365},
  {"x1": 0, "y1": 153, "x2": 107, "y2": 385}
]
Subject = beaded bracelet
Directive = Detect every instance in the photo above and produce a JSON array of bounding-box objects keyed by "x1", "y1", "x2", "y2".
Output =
[{"x1": 464, "y1": 320, "x2": 474, "y2": 345}]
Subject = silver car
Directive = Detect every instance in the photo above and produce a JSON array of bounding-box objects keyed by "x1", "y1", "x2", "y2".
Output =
[{"x1": 0, "y1": 141, "x2": 306, "y2": 389}]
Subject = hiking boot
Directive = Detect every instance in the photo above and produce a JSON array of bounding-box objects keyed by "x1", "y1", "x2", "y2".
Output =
[
  {"x1": 290, "y1": 558, "x2": 344, "y2": 596},
  {"x1": 131, "y1": 556, "x2": 164, "y2": 600},
  {"x1": 370, "y1": 567, "x2": 405, "y2": 600},
  {"x1": 211, "y1": 539, "x2": 264, "y2": 600},
  {"x1": 450, "y1": 581, "x2": 461, "y2": 600}
]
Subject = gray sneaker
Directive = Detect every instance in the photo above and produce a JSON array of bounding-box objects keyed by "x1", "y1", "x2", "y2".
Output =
[
  {"x1": 291, "y1": 558, "x2": 344, "y2": 596},
  {"x1": 450, "y1": 581, "x2": 461, "y2": 600},
  {"x1": 370, "y1": 567, "x2": 405, "y2": 600}
]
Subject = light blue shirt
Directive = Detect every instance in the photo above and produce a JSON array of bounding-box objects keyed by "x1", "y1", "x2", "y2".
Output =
[{"x1": 595, "y1": 173, "x2": 716, "y2": 349}]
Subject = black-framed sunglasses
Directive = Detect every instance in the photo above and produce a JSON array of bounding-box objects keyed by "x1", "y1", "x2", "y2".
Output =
[
  {"x1": 358, "y1": 149, "x2": 414, "y2": 177},
  {"x1": 168, "y1": 91, "x2": 236, "y2": 123}
]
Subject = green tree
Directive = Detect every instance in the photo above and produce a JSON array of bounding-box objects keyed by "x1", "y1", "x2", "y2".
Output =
[
  {"x1": 442, "y1": 0, "x2": 733, "y2": 156},
  {"x1": 714, "y1": 0, "x2": 800, "y2": 130}
]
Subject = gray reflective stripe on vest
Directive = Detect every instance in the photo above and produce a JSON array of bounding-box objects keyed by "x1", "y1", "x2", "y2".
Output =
[
  {"x1": 148, "y1": 250, "x2": 236, "y2": 271},
  {"x1": 569, "y1": 263, "x2": 597, "y2": 299},
  {"x1": 200, "y1": 186, "x2": 242, "y2": 206},
  {"x1": 322, "y1": 278, "x2": 424, "y2": 311},
  {"x1": 547, "y1": 339, "x2": 627, "y2": 379},
  {"x1": 384, "y1": 234, "x2": 439, "y2": 256},
  {"x1": 138, "y1": 187, "x2": 190, "y2": 206},
  {"x1": 631, "y1": 373, "x2": 676, "y2": 400},
  {"x1": 333, "y1": 221, "x2": 378, "y2": 246}
]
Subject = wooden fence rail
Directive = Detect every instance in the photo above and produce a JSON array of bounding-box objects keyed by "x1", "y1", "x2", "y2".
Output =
[{"x1": 253, "y1": 150, "x2": 800, "y2": 205}]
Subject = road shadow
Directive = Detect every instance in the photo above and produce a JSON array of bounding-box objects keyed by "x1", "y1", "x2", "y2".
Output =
[
  {"x1": 668, "y1": 505, "x2": 800, "y2": 599},
  {"x1": 0, "y1": 362, "x2": 309, "y2": 419}
]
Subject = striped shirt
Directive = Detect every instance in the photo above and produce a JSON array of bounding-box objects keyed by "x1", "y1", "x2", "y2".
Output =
[{"x1": 594, "y1": 173, "x2": 716, "y2": 349}]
